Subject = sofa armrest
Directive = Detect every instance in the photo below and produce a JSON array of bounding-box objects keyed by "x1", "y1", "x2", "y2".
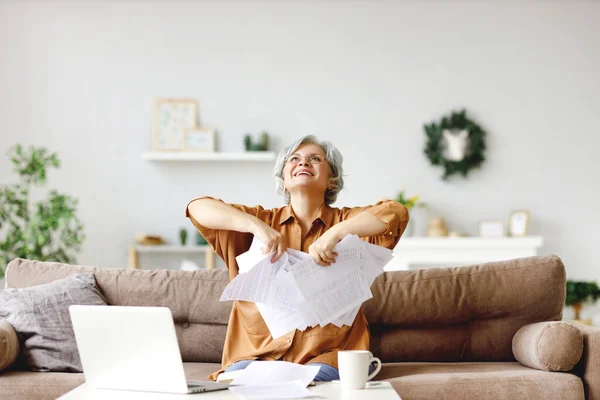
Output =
[
  {"x1": 571, "y1": 323, "x2": 600, "y2": 400},
  {"x1": 0, "y1": 319, "x2": 20, "y2": 372},
  {"x1": 512, "y1": 321, "x2": 584, "y2": 371}
]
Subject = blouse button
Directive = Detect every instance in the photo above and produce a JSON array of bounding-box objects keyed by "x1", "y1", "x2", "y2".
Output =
[{"x1": 182, "y1": 322, "x2": 190, "y2": 328}]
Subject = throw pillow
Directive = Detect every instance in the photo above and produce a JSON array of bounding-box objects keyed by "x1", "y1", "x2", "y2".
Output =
[
  {"x1": 0, "y1": 319, "x2": 20, "y2": 371},
  {"x1": 0, "y1": 273, "x2": 107, "y2": 372},
  {"x1": 512, "y1": 321, "x2": 584, "y2": 371}
]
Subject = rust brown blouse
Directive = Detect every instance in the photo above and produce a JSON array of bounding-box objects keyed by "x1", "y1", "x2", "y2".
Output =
[{"x1": 185, "y1": 197, "x2": 408, "y2": 380}]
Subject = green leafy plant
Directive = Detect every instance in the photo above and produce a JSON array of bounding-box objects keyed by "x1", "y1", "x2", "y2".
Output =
[
  {"x1": 566, "y1": 280, "x2": 600, "y2": 320},
  {"x1": 0, "y1": 145, "x2": 85, "y2": 278},
  {"x1": 244, "y1": 131, "x2": 270, "y2": 151},
  {"x1": 395, "y1": 189, "x2": 425, "y2": 210}
]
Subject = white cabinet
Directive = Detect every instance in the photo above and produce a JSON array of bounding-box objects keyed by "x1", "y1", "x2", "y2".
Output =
[
  {"x1": 128, "y1": 245, "x2": 215, "y2": 270},
  {"x1": 385, "y1": 236, "x2": 544, "y2": 271}
]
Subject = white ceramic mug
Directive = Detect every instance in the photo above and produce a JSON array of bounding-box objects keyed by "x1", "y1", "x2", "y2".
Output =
[{"x1": 338, "y1": 350, "x2": 382, "y2": 390}]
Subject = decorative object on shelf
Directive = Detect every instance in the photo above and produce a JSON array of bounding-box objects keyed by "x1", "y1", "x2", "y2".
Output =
[
  {"x1": 180, "y1": 259, "x2": 201, "y2": 271},
  {"x1": 152, "y1": 98, "x2": 198, "y2": 151},
  {"x1": 185, "y1": 127, "x2": 215, "y2": 152},
  {"x1": 566, "y1": 280, "x2": 600, "y2": 324},
  {"x1": 427, "y1": 217, "x2": 449, "y2": 237},
  {"x1": 0, "y1": 145, "x2": 85, "y2": 279},
  {"x1": 395, "y1": 188, "x2": 426, "y2": 210},
  {"x1": 135, "y1": 233, "x2": 166, "y2": 246},
  {"x1": 395, "y1": 188, "x2": 426, "y2": 237},
  {"x1": 479, "y1": 221, "x2": 504, "y2": 238},
  {"x1": 448, "y1": 231, "x2": 469, "y2": 238},
  {"x1": 508, "y1": 210, "x2": 530, "y2": 237},
  {"x1": 196, "y1": 232, "x2": 208, "y2": 246},
  {"x1": 424, "y1": 109, "x2": 487, "y2": 180},
  {"x1": 244, "y1": 131, "x2": 270, "y2": 151},
  {"x1": 179, "y1": 228, "x2": 188, "y2": 246}
]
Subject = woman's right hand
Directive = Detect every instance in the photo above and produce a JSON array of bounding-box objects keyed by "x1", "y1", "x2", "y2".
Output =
[{"x1": 251, "y1": 220, "x2": 287, "y2": 263}]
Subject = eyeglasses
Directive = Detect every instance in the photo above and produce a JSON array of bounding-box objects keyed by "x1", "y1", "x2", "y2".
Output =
[{"x1": 286, "y1": 154, "x2": 327, "y2": 165}]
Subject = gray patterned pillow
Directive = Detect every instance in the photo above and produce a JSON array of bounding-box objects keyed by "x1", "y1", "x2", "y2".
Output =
[{"x1": 0, "y1": 273, "x2": 107, "y2": 372}]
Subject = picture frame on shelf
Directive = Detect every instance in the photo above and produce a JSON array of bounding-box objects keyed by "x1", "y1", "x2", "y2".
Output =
[
  {"x1": 152, "y1": 98, "x2": 198, "y2": 152},
  {"x1": 479, "y1": 221, "x2": 504, "y2": 238},
  {"x1": 185, "y1": 127, "x2": 215, "y2": 152},
  {"x1": 508, "y1": 210, "x2": 530, "y2": 237}
]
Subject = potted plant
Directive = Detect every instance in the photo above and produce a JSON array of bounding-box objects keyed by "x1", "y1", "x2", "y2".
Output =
[
  {"x1": 566, "y1": 280, "x2": 600, "y2": 323},
  {"x1": 395, "y1": 188, "x2": 426, "y2": 236},
  {"x1": 395, "y1": 189, "x2": 425, "y2": 210},
  {"x1": 0, "y1": 145, "x2": 85, "y2": 279}
]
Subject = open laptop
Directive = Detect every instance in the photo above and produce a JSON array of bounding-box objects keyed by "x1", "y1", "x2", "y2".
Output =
[{"x1": 69, "y1": 305, "x2": 229, "y2": 394}]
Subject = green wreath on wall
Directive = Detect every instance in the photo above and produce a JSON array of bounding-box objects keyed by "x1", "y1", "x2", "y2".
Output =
[{"x1": 423, "y1": 109, "x2": 487, "y2": 180}]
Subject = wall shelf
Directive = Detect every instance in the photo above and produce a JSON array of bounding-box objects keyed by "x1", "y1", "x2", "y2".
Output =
[
  {"x1": 129, "y1": 245, "x2": 215, "y2": 269},
  {"x1": 141, "y1": 152, "x2": 276, "y2": 162},
  {"x1": 133, "y1": 245, "x2": 211, "y2": 253}
]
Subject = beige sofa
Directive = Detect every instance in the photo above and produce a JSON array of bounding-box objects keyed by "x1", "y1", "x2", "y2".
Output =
[{"x1": 0, "y1": 255, "x2": 597, "y2": 400}]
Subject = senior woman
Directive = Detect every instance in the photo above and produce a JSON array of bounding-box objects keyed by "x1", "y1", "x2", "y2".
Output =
[{"x1": 186, "y1": 135, "x2": 408, "y2": 382}]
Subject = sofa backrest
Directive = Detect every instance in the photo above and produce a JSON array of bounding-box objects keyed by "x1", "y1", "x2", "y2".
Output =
[{"x1": 5, "y1": 255, "x2": 565, "y2": 363}]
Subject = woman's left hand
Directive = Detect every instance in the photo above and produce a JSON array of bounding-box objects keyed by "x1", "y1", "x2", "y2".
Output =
[{"x1": 309, "y1": 230, "x2": 341, "y2": 266}]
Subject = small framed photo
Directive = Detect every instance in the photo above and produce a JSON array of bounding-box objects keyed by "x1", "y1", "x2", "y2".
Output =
[
  {"x1": 152, "y1": 98, "x2": 198, "y2": 151},
  {"x1": 509, "y1": 210, "x2": 530, "y2": 237},
  {"x1": 185, "y1": 128, "x2": 215, "y2": 152},
  {"x1": 479, "y1": 221, "x2": 505, "y2": 238}
]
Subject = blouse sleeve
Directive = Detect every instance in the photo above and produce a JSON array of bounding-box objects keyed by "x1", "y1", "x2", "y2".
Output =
[
  {"x1": 185, "y1": 196, "x2": 273, "y2": 271},
  {"x1": 339, "y1": 200, "x2": 409, "y2": 250}
]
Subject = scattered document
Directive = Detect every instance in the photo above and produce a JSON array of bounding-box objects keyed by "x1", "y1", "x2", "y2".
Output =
[
  {"x1": 230, "y1": 361, "x2": 319, "y2": 387},
  {"x1": 228, "y1": 361, "x2": 320, "y2": 400},
  {"x1": 221, "y1": 234, "x2": 394, "y2": 338}
]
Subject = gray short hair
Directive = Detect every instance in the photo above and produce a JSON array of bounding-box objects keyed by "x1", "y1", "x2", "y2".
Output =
[{"x1": 273, "y1": 135, "x2": 344, "y2": 205}]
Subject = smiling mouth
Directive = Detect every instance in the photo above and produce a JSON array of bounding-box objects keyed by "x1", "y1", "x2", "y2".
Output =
[{"x1": 294, "y1": 171, "x2": 313, "y2": 177}]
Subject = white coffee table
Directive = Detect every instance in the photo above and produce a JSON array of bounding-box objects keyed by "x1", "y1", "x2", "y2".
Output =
[{"x1": 58, "y1": 381, "x2": 400, "y2": 399}]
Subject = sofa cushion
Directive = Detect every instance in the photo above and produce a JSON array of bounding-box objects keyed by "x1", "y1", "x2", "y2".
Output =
[
  {"x1": 0, "y1": 371, "x2": 84, "y2": 400},
  {"x1": 365, "y1": 255, "x2": 566, "y2": 362},
  {"x1": 0, "y1": 273, "x2": 107, "y2": 372},
  {"x1": 512, "y1": 321, "x2": 583, "y2": 371},
  {"x1": 182, "y1": 362, "x2": 223, "y2": 381},
  {"x1": 5, "y1": 258, "x2": 230, "y2": 363},
  {"x1": 0, "y1": 319, "x2": 20, "y2": 371},
  {"x1": 378, "y1": 362, "x2": 584, "y2": 400},
  {"x1": 0, "y1": 362, "x2": 222, "y2": 400}
]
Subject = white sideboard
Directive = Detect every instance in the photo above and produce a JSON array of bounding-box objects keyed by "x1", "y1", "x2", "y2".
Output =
[{"x1": 385, "y1": 236, "x2": 544, "y2": 271}]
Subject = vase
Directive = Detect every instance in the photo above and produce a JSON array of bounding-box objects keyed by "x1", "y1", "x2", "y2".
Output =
[
  {"x1": 179, "y1": 228, "x2": 188, "y2": 246},
  {"x1": 404, "y1": 218, "x2": 414, "y2": 237}
]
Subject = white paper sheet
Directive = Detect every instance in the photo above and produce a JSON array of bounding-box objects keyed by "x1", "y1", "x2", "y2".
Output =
[
  {"x1": 284, "y1": 256, "x2": 373, "y2": 325},
  {"x1": 220, "y1": 253, "x2": 289, "y2": 307},
  {"x1": 236, "y1": 238, "x2": 272, "y2": 274},
  {"x1": 229, "y1": 381, "x2": 315, "y2": 400},
  {"x1": 230, "y1": 360, "x2": 320, "y2": 387},
  {"x1": 221, "y1": 234, "x2": 391, "y2": 337},
  {"x1": 235, "y1": 239, "x2": 316, "y2": 338}
]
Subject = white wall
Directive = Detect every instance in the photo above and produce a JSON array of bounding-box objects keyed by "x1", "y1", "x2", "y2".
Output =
[{"x1": 0, "y1": 1, "x2": 598, "y2": 279}]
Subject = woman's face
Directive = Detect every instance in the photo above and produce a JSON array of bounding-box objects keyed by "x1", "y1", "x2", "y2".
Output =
[{"x1": 283, "y1": 143, "x2": 331, "y2": 198}]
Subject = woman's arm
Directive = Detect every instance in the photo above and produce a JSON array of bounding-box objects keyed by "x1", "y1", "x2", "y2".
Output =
[
  {"x1": 188, "y1": 198, "x2": 261, "y2": 234},
  {"x1": 187, "y1": 198, "x2": 287, "y2": 262},
  {"x1": 309, "y1": 201, "x2": 408, "y2": 266},
  {"x1": 328, "y1": 211, "x2": 388, "y2": 240},
  {"x1": 308, "y1": 212, "x2": 387, "y2": 266}
]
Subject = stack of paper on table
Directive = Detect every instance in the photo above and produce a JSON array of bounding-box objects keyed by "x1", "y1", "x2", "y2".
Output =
[
  {"x1": 220, "y1": 234, "x2": 394, "y2": 339},
  {"x1": 227, "y1": 361, "x2": 320, "y2": 400}
]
